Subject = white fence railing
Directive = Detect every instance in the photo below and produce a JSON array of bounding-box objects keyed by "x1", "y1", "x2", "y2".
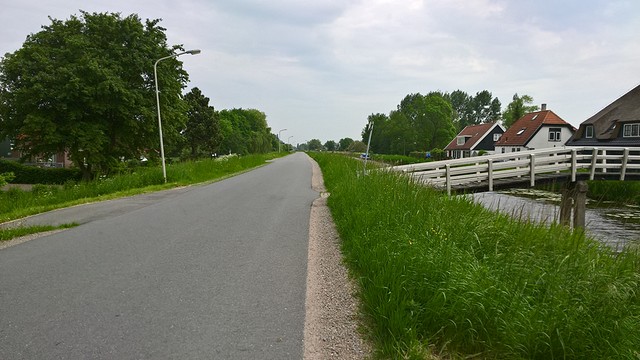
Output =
[{"x1": 392, "y1": 147, "x2": 640, "y2": 195}]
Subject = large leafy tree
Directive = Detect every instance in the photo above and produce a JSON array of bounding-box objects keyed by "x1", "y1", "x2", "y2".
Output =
[
  {"x1": 361, "y1": 113, "x2": 389, "y2": 154},
  {"x1": 0, "y1": 11, "x2": 190, "y2": 179},
  {"x1": 307, "y1": 139, "x2": 323, "y2": 151},
  {"x1": 218, "y1": 108, "x2": 274, "y2": 155},
  {"x1": 444, "y1": 90, "x2": 501, "y2": 130},
  {"x1": 397, "y1": 92, "x2": 456, "y2": 151},
  {"x1": 183, "y1": 87, "x2": 220, "y2": 159},
  {"x1": 502, "y1": 93, "x2": 539, "y2": 128},
  {"x1": 386, "y1": 110, "x2": 414, "y2": 155},
  {"x1": 338, "y1": 137, "x2": 354, "y2": 151},
  {"x1": 324, "y1": 140, "x2": 337, "y2": 151}
]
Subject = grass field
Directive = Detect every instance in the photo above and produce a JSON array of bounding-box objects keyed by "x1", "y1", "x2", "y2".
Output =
[
  {"x1": 311, "y1": 152, "x2": 640, "y2": 359},
  {"x1": 0, "y1": 153, "x2": 284, "y2": 224}
]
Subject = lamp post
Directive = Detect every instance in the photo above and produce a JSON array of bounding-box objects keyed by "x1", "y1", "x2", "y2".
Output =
[
  {"x1": 363, "y1": 120, "x2": 374, "y2": 175},
  {"x1": 278, "y1": 128, "x2": 287, "y2": 153},
  {"x1": 287, "y1": 136, "x2": 293, "y2": 152},
  {"x1": 154, "y1": 49, "x2": 201, "y2": 182}
]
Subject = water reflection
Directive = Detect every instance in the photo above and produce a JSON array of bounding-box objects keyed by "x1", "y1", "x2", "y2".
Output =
[{"x1": 471, "y1": 189, "x2": 640, "y2": 251}]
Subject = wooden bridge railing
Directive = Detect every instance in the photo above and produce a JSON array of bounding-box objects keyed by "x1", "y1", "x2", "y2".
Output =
[{"x1": 392, "y1": 146, "x2": 640, "y2": 195}]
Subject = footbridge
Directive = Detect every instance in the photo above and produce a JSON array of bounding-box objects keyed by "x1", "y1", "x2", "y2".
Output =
[{"x1": 392, "y1": 146, "x2": 640, "y2": 229}]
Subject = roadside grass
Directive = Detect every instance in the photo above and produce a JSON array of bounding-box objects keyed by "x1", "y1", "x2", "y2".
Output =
[
  {"x1": 0, "y1": 223, "x2": 78, "y2": 242},
  {"x1": 372, "y1": 154, "x2": 428, "y2": 166},
  {"x1": 0, "y1": 153, "x2": 285, "y2": 223},
  {"x1": 311, "y1": 152, "x2": 640, "y2": 359}
]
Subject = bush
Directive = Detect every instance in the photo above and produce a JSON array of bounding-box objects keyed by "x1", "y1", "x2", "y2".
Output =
[
  {"x1": 0, "y1": 160, "x2": 81, "y2": 184},
  {"x1": 0, "y1": 172, "x2": 15, "y2": 186},
  {"x1": 430, "y1": 148, "x2": 445, "y2": 160}
]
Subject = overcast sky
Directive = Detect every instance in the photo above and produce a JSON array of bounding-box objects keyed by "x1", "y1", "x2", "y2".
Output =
[{"x1": 1, "y1": 0, "x2": 639, "y2": 145}]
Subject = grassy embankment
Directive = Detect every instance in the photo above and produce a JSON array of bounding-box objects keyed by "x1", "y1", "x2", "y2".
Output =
[
  {"x1": 585, "y1": 181, "x2": 640, "y2": 205},
  {"x1": 311, "y1": 152, "x2": 640, "y2": 359},
  {"x1": 0, "y1": 153, "x2": 284, "y2": 240}
]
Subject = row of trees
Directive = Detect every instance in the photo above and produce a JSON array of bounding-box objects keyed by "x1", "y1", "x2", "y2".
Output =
[
  {"x1": 0, "y1": 11, "x2": 276, "y2": 180},
  {"x1": 303, "y1": 90, "x2": 538, "y2": 156},
  {"x1": 297, "y1": 137, "x2": 367, "y2": 153},
  {"x1": 360, "y1": 91, "x2": 539, "y2": 156},
  {"x1": 182, "y1": 88, "x2": 276, "y2": 158}
]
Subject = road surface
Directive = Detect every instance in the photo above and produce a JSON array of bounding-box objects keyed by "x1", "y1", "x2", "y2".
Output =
[{"x1": 0, "y1": 153, "x2": 318, "y2": 359}]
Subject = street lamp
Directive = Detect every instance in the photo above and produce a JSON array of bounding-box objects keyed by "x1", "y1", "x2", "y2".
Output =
[
  {"x1": 278, "y1": 128, "x2": 287, "y2": 153},
  {"x1": 154, "y1": 49, "x2": 201, "y2": 182},
  {"x1": 287, "y1": 136, "x2": 293, "y2": 152}
]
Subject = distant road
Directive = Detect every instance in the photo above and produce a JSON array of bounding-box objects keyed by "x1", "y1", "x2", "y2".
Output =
[{"x1": 0, "y1": 153, "x2": 318, "y2": 359}]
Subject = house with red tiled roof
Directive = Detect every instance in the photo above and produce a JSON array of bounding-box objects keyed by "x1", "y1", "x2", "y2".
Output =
[
  {"x1": 566, "y1": 84, "x2": 640, "y2": 147},
  {"x1": 444, "y1": 122, "x2": 505, "y2": 159},
  {"x1": 495, "y1": 105, "x2": 575, "y2": 154}
]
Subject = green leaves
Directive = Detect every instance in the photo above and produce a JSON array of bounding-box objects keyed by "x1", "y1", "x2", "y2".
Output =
[
  {"x1": 0, "y1": 11, "x2": 189, "y2": 179},
  {"x1": 502, "y1": 93, "x2": 539, "y2": 128},
  {"x1": 363, "y1": 92, "x2": 456, "y2": 155}
]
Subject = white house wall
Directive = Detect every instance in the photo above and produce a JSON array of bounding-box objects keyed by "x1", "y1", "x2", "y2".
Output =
[
  {"x1": 495, "y1": 126, "x2": 573, "y2": 153},
  {"x1": 527, "y1": 126, "x2": 573, "y2": 150}
]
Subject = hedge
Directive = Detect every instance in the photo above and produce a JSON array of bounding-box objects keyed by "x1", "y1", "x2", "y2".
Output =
[{"x1": 0, "y1": 160, "x2": 81, "y2": 184}]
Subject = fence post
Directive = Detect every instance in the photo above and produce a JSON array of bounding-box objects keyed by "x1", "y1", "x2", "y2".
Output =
[
  {"x1": 488, "y1": 159, "x2": 493, "y2": 191},
  {"x1": 621, "y1": 148, "x2": 629, "y2": 180},
  {"x1": 573, "y1": 181, "x2": 588, "y2": 230},
  {"x1": 559, "y1": 182, "x2": 573, "y2": 226},
  {"x1": 529, "y1": 153, "x2": 535, "y2": 187},
  {"x1": 446, "y1": 164, "x2": 451, "y2": 196},
  {"x1": 571, "y1": 148, "x2": 577, "y2": 182},
  {"x1": 589, "y1": 147, "x2": 599, "y2": 180}
]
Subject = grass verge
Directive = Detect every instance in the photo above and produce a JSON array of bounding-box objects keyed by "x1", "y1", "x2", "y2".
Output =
[
  {"x1": 0, "y1": 153, "x2": 285, "y2": 224},
  {"x1": 311, "y1": 152, "x2": 640, "y2": 359},
  {"x1": 0, "y1": 223, "x2": 78, "y2": 242}
]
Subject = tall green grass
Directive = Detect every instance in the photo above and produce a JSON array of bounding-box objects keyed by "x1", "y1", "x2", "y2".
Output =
[
  {"x1": 587, "y1": 180, "x2": 640, "y2": 205},
  {"x1": 372, "y1": 154, "x2": 429, "y2": 166},
  {"x1": 312, "y1": 153, "x2": 640, "y2": 359},
  {"x1": 0, "y1": 153, "x2": 282, "y2": 222}
]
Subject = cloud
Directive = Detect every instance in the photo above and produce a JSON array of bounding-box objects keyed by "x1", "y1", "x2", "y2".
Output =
[{"x1": 1, "y1": 0, "x2": 639, "y2": 142}]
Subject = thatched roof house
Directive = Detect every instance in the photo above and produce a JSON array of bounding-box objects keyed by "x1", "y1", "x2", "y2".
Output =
[{"x1": 566, "y1": 84, "x2": 640, "y2": 146}]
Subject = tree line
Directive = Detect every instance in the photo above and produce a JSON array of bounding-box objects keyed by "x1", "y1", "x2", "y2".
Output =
[
  {"x1": 0, "y1": 11, "x2": 276, "y2": 180},
  {"x1": 305, "y1": 91, "x2": 538, "y2": 156}
]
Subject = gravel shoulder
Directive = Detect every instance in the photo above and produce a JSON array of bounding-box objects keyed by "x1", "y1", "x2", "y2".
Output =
[{"x1": 304, "y1": 156, "x2": 372, "y2": 359}]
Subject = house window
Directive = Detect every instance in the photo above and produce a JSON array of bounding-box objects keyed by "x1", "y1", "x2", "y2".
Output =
[
  {"x1": 457, "y1": 136, "x2": 465, "y2": 145},
  {"x1": 548, "y1": 127, "x2": 561, "y2": 142},
  {"x1": 516, "y1": 128, "x2": 526, "y2": 135},
  {"x1": 493, "y1": 133, "x2": 502, "y2": 141},
  {"x1": 623, "y1": 123, "x2": 640, "y2": 137},
  {"x1": 501, "y1": 148, "x2": 505, "y2": 153},
  {"x1": 585, "y1": 125, "x2": 594, "y2": 138}
]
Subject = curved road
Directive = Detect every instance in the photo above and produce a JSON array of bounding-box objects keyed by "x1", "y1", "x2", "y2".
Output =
[{"x1": 0, "y1": 153, "x2": 318, "y2": 359}]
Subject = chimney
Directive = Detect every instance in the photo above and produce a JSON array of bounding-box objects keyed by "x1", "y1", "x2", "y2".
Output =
[{"x1": 541, "y1": 103, "x2": 547, "y2": 111}]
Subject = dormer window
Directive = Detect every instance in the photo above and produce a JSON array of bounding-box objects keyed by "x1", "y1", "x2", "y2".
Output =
[
  {"x1": 516, "y1": 128, "x2": 526, "y2": 135},
  {"x1": 585, "y1": 125, "x2": 594, "y2": 138},
  {"x1": 456, "y1": 136, "x2": 465, "y2": 145},
  {"x1": 623, "y1": 123, "x2": 640, "y2": 137},
  {"x1": 548, "y1": 127, "x2": 561, "y2": 142}
]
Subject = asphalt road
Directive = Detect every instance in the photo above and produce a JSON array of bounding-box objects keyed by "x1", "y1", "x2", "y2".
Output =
[{"x1": 0, "y1": 153, "x2": 318, "y2": 359}]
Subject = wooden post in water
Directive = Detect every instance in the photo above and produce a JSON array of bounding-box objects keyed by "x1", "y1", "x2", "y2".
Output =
[
  {"x1": 573, "y1": 181, "x2": 588, "y2": 230},
  {"x1": 559, "y1": 181, "x2": 573, "y2": 226},
  {"x1": 559, "y1": 181, "x2": 588, "y2": 230}
]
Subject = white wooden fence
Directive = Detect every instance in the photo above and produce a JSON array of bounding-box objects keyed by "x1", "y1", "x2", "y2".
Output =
[{"x1": 392, "y1": 146, "x2": 640, "y2": 195}]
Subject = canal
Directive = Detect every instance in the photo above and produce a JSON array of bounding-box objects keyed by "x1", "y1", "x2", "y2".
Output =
[{"x1": 471, "y1": 189, "x2": 640, "y2": 251}]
